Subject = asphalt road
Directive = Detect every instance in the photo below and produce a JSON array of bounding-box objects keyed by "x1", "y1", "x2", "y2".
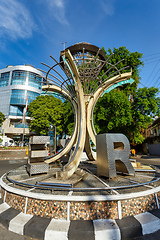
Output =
[
  {"x1": 0, "y1": 223, "x2": 33, "y2": 240},
  {"x1": 0, "y1": 156, "x2": 160, "y2": 240},
  {"x1": 0, "y1": 159, "x2": 27, "y2": 176}
]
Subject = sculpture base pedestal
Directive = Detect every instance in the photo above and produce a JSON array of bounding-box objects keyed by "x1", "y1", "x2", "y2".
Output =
[
  {"x1": 27, "y1": 163, "x2": 49, "y2": 176},
  {"x1": 1, "y1": 161, "x2": 160, "y2": 220}
]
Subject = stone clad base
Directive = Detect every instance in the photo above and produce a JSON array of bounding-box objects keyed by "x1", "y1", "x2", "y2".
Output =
[
  {"x1": 1, "y1": 187, "x2": 159, "y2": 220},
  {"x1": 1, "y1": 165, "x2": 160, "y2": 239}
]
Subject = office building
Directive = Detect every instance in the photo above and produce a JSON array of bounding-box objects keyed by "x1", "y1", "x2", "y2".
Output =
[{"x1": 0, "y1": 65, "x2": 45, "y2": 141}]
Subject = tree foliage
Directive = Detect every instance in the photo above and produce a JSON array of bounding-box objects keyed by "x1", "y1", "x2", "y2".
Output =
[
  {"x1": 94, "y1": 87, "x2": 160, "y2": 144},
  {"x1": 101, "y1": 46, "x2": 143, "y2": 83},
  {"x1": 94, "y1": 90, "x2": 133, "y2": 136},
  {"x1": 63, "y1": 101, "x2": 74, "y2": 136},
  {"x1": 133, "y1": 87, "x2": 160, "y2": 118},
  {"x1": 0, "y1": 111, "x2": 5, "y2": 127},
  {"x1": 93, "y1": 46, "x2": 160, "y2": 144},
  {"x1": 27, "y1": 95, "x2": 65, "y2": 136}
]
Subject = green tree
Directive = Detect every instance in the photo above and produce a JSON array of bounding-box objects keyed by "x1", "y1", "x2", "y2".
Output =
[
  {"x1": 63, "y1": 100, "x2": 74, "y2": 136},
  {"x1": 101, "y1": 46, "x2": 143, "y2": 84},
  {"x1": 0, "y1": 112, "x2": 5, "y2": 143},
  {"x1": 93, "y1": 46, "x2": 160, "y2": 144},
  {"x1": 0, "y1": 111, "x2": 5, "y2": 127},
  {"x1": 94, "y1": 87, "x2": 160, "y2": 144},
  {"x1": 131, "y1": 87, "x2": 160, "y2": 143},
  {"x1": 27, "y1": 95, "x2": 65, "y2": 136},
  {"x1": 94, "y1": 90, "x2": 133, "y2": 136}
]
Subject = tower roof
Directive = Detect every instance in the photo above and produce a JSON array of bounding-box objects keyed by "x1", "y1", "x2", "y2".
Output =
[{"x1": 62, "y1": 42, "x2": 106, "y2": 61}]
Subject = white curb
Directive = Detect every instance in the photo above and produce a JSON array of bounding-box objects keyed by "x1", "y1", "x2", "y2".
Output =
[
  {"x1": 0, "y1": 203, "x2": 10, "y2": 213},
  {"x1": 135, "y1": 211, "x2": 160, "y2": 235},
  {"x1": 93, "y1": 219, "x2": 121, "y2": 240},
  {"x1": 44, "y1": 219, "x2": 70, "y2": 240},
  {"x1": 9, "y1": 212, "x2": 33, "y2": 235}
]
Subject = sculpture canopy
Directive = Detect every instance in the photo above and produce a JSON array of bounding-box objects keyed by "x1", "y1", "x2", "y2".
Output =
[{"x1": 41, "y1": 42, "x2": 133, "y2": 179}]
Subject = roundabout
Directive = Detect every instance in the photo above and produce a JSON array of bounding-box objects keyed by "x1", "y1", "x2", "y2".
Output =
[
  {"x1": 1, "y1": 159, "x2": 160, "y2": 221},
  {"x1": 1, "y1": 158, "x2": 160, "y2": 239},
  {"x1": 0, "y1": 42, "x2": 159, "y2": 239}
]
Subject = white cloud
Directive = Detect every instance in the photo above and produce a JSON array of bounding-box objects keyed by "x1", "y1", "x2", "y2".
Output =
[
  {"x1": 101, "y1": 0, "x2": 115, "y2": 16},
  {"x1": 0, "y1": 0, "x2": 35, "y2": 39},
  {"x1": 46, "y1": 0, "x2": 69, "y2": 25}
]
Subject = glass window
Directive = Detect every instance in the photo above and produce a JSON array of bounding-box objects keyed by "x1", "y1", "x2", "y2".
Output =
[
  {"x1": 10, "y1": 89, "x2": 27, "y2": 105},
  {"x1": 10, "y1": 89, "x2": 40, "y2": 107},
  {"x1": 27, "y1": 90, "x2": 40, "y2": 104},
  {"x1": 9, "y1": 105, "x2": 23, "y2": 116},
  {"x1": 0, "y1": 72, "x2": 10, "y2": 87},
  {"x1": 11, "y1": 70, "x2": 42, "y2": 89},
  {"x1": 28, "y1": 72, "x2": 42, "y2": 89},
  {"x1": 14, "y1": 122, "x2": 29, "y2": 128},
  {"x1": 11, "y1": 70, "x2": 27, "y2": 85}
]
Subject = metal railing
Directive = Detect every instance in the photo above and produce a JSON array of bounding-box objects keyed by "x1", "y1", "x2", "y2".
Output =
[{"x1": 5, "y1": 168, "x2": 160, "y2": 192}]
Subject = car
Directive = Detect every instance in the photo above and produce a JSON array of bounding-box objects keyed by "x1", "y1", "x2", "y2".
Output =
[{"x1": 0, "y1": 136, "x2": 16, "y2": 147}]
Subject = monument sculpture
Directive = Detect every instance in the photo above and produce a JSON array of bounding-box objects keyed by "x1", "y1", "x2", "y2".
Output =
[
  {"x1": 41, "y1": 42, "x2": 134, "y2": 179},
  {"x1": 96, "y1": 133, "x2": 135, "y2": 178},
  {"x1": 1, "y1": 43, "x2": 160, "y2": 240}
]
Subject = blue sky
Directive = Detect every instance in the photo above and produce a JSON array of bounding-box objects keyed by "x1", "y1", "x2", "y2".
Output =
[{"x1": 0, "y1": 0, "x2": 160, "y2": 90}]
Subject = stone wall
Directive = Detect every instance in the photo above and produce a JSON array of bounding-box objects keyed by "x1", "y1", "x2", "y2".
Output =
[{"x1": 1, "y1": 187, "x2": 159, "y2": 220}]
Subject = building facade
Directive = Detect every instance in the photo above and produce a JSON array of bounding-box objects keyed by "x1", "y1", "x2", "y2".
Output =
[
  {"x1": 145, "y1": 117, "x2": 160, "y2": 155},
  {"x1": 0, "y1": 65, "x2": 45, "y2": 141}
]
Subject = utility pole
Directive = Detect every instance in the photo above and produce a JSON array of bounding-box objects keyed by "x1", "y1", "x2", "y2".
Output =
[
  {"x1": 54, "y1": 125, "x2": 56, "y2": 154},
  {"x1": 62, "y1": 42, "x2": 67, "y2": 50},
  {"x1": 22, "y1": 95, "x2": 28, "y2": 147}
]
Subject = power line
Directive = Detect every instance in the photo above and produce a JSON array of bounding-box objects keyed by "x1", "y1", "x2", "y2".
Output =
[
  {"x1": 144, "y1": 60, "x2": 160, "y2": 86},
  {"x1": 154, "y1": 76, "x2": 160, "y2": 87},
  {"x1": 143, "y1": 56, "x2": 160, "y2": 61},
  {"x1": 139, "y1": 81, "x2": 147, "y2": 87},
  {"x1": 151, "y1": 67, "x2": 160, "y2": 84},
  {"x1": 144, "y1": 60, "x2": 160, "y2": 65},
  {"x1": 142, "y1": 52, "x2": 160, "y2": 58}
]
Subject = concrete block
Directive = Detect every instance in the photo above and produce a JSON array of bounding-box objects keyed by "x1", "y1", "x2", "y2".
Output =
[
  {"x1": 0, "y1": 203, "x2": 10, "y2": 214},
  {"x1": 30, "y1": 150, "x2": 48, "y2": 158},
  {"x1": 9, "y1": 212, "x2": 33, "y2": 235},
  {"x1": 44, "y1": 219, "x2": 70, "y2": 240},
  {"x1": 93, "y1": 219, "x2": 121, "y2": 240},
  {"x1": 135, "y1": 212, "x2": 160, "y2": 235},
  {"x1": 116, "y1": 216, "x2": 142, "y2": 239},
  {"x1": 29, "y1": 136, "x2": 50, "y2": 145}
]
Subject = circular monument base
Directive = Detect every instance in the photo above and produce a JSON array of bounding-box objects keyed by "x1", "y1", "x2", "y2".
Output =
[{"x1": 1, "y1": 161, "x2": 160, "y2": 221}]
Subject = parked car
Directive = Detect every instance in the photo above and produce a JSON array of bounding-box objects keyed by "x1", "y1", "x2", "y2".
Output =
[{"x1": 0, "y1": 136, "x2": 16, "y2": 147}]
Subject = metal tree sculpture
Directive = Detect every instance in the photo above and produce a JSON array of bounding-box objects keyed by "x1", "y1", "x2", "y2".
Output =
[{"x1": 41, "y1": 42, "x2": 133, "y2": 179}]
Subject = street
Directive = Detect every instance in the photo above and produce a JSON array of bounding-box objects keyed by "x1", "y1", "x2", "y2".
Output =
[{"x1": 0, "y1": 159, "x2": 27, "y2": 176}]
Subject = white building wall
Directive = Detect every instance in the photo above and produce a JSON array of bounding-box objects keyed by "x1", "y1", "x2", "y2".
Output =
[
  {"x1": 0, "y1": 89, "x2": 11, "y2": 117},
  {"x1": 0, "y1": 65, "x2": 45, "y2": 138}
]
